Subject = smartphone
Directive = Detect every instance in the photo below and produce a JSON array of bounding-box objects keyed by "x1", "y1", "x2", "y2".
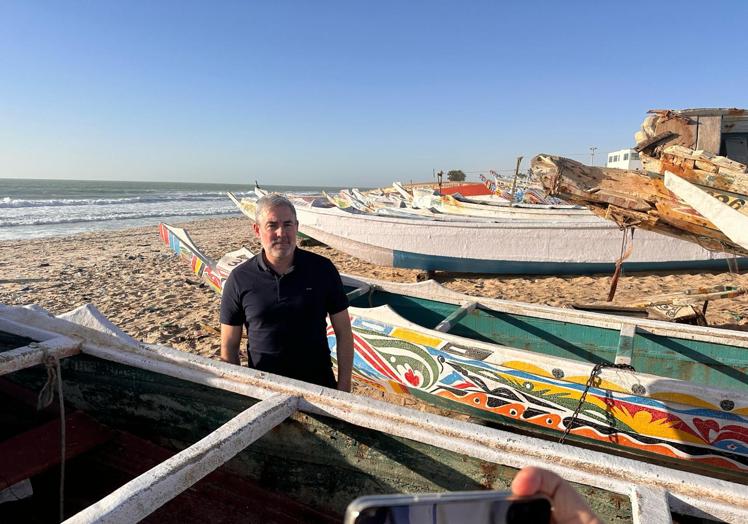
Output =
[{"x1": 344, "y1": 491, "x2": 552, "y2": 524}]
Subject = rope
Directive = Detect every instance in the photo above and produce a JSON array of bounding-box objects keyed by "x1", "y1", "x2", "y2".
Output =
[
  {"x1": 559, "y1": 362, "x2": 635, "y2": 444},
  {"x1": 38, "y1": 352, "x2": 66, "y2": 522},
  {"x1": 607, "y1": 227, "x2": 635, "y2": 301}
]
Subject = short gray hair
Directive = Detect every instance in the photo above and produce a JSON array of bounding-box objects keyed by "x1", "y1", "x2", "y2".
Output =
[{"x1": 255, "y1": 194, "x2": 297, "y2": 223}]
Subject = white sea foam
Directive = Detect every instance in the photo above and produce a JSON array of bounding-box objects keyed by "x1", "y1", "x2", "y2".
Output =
[{"x1": 0, "y1": 179, "x2": 341, "y2": 240}]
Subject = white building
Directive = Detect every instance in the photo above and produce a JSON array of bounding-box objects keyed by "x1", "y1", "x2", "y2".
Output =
[{"x1": 606, "y1": 148, "x2": 642, "y2": 170}]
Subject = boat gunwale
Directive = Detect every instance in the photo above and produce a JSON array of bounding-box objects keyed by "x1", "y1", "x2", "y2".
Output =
[
  {"x1": 346, "y1": 302, "x2": 748, "y2": 404},
  {"x1": 2, "y1": 304, "x2": 748, "y2": 524}
]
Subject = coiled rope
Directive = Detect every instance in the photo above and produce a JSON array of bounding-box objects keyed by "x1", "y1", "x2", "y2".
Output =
[{"x1": 38, "y1": 351, "x2": 66, "y2": 523}]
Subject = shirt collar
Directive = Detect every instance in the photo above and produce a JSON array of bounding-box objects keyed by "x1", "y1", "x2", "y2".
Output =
[{"x1": 257, "y1": 248, "x2": 296, "y2": 276}]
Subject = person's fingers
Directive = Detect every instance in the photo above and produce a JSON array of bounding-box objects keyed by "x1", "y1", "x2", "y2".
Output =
[
  {"x1": 511, "y1": 467, "x2": 603, "y2": 524},
  {"x1": 510, "y1": 466, "x2": 543, "y2": 496}
]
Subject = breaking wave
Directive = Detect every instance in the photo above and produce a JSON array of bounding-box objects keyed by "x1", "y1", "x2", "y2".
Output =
[
  {"x1": 0, "y1": 191, "x2": 254, "y2": 209},
  {"x1": 1, "y1": 209, "x2": 239, "y2": 228}
]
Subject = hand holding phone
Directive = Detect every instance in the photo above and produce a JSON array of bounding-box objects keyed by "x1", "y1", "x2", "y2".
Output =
[
  {"x1": 511, "y1": 467, "x2": 602, "y2": 524},
  {"x1": 345, "y1": 491, "x2": 551, "y2": 524}
]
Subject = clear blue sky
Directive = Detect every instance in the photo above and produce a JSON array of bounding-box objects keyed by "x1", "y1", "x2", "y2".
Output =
[{"x1": 1, "y1": 1, "x2": 746, "y2": 186}]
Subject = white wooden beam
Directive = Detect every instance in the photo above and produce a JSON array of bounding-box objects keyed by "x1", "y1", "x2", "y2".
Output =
[
  {"x1": 64, "y1": 393, "x2": 298, "y2": 524},
  {"x1": 78, "y1": 338, "x2": 748, "y2": 523},
  {"x1": 0, "y1": 336, "x2": 80, "y2": 376},
  {"x1": 631, "y1": 486, "x2": 672, "y2": 524},
  {"x1": 346, "y1": 284, "x2": 371, "y2": 302},
  {"x1": 434, "y1": 302, "x2": 478, "y2": 332}
]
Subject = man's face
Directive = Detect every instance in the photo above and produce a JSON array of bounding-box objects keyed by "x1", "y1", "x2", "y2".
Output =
[{"x1": 253, "y1": 204, "x2": 298, "y2": 260}]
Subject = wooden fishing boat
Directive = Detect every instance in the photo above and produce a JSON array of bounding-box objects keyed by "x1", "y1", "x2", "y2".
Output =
[
  {"x1": 159, "y1": 223, "x2": 748, "y2": 482},
  {"x1": 228, "y1": 192, "x2": 739, "y2": 275},
  {"x1": 3, "y1": 304, "x2": 748, "y2": 523},
  {"x1": 411, "y1": 190, "x2": 600, "y2": 221},
  {"x1": 532, "y1": 108, "x2": 748, "y2": 256}
]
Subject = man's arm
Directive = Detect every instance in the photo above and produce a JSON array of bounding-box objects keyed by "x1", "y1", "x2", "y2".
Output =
[
  {"x1": 220, "y1": 324, "x2": 243, "y2": 365},
  {"x1": 329, "y1": 309, "x2": 353, "y2": 392}
]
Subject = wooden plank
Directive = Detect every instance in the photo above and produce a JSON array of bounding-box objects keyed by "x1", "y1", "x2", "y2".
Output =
[
  {"x1": 65, "y1": 393, "x2": 298, "y2": 524},
  {"x1": 656, "y1": 108, "x2": 744, "y2": 118},
  {"x1": 0, "y1": 336, "x2": 81, "y2": 376},
  {"x1": 434, "y1": 302, "x2": 478, "y2": 332},
  {"x1": 664, "y1": 171, "x2": 748, "y2": 252},
  {"x1": 0, "y1": 411, "x2": 113, "y2": 490},
  {"x1": 653, "y1": 113, "x2": 697, "y2": 149},
  {"x1": 346, "y1": 285, "x2": 371, "y2": 302},
  {"x1": 722, "y1": 114, "x2": 748, "y2": 134},
  {"x1": 615, "y1": 324, "x2": 636, "y2": 366},
  {"x1": 631, "y1": 486, "x2": 672, "y2": 524},
  {"x1": 724, "y1": 136, "x2": 748, "y2": 166},
  {"x1": 695, "y1": 116, "x2": 723, "y2": 153}
]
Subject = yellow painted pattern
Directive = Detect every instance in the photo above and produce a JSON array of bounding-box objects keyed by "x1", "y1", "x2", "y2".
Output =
[
  {"x1": 608, "y1": 407, "x2": 708, "y2": 444},
  {"x1": 501, "y1": 374, "x2": 711, "y2": 444},
  {"x1": 390, "y1": 326, "x2": 445, "y2": 349},
  {"x1": 502, "y1": 361, "x2": 553, "y2": 378},
  {"x1": 650, "y1": 392, "x2": 718, "y2": 410}
]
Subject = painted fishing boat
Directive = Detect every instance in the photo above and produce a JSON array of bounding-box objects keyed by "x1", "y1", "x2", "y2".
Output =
[
  {"x1": 228, "y1": 192, "x2": 740, "y2": 275},
  {"x1": 411, "y1": 190, "x2": 599, "y2": 221},
  {"x1": 9, "y1": 306, "x2": 748, "y2": 522},
  {"x1": 159, "y1": 223, "x2": 748, "y2": 482},
  {"x1": 532, "y1": 108, "x2": 748, "y2": 256}
]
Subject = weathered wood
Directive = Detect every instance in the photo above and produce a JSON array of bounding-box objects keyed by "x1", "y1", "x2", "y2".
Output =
[
  {"x1": 65, "y1": 394, "x2": 298, "y2": 524},
  {"x1": 433, "y1": 301, "x2": 478, "y2": 332},
  {"x1": 664, "y1": 171, "x2": 748, "y2": 252},
  {"x1": 615, "y1": 324, "x2": 636, "y2": 365},
  {"x1": 653, "y1": 112, "x2": 697, "y2": 150},
  {"x1": 651, "y1": 108, "x2": 744, "y2": 118},
  {"x1": 6, "y1": 305, "x2": 748, "y2": 522},
  {"x1": 723, "y1": 113, "x2": 748, "y2": 133},
  {"x1": 346, "y1": 284, "x2": 371, "y2": 302},
  {"x1": 0, "y1": 336, "x2": 80, "y2": 376},
  {"x1": 631, "y1": 486, "x2": 672, "y2": 524},
  {"x1": 533, "y1": 152, "x2": 748, "y2": 256},
  {"x1": 696, "y1": 115, "x2": 723, "y2": 153}
]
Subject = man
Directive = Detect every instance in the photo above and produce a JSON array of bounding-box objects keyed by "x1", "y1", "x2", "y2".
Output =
[{"x1": 220, "y1": 194, "x2": 353, "y2": 391}]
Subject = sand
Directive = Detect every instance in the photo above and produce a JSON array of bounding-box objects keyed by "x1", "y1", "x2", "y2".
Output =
[{"x1": 4, "y1": 215, "x2": 748, "y2": 364}]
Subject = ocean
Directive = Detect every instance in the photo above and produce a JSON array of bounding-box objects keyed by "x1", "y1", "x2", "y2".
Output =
[{"x1": 0, "y1": 178, "x2": 344, "y2": 241}]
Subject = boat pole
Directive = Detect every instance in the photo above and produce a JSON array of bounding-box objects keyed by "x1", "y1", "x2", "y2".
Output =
[{"x1": 509, "y1": 156, "x2": 523, "y2": 202}]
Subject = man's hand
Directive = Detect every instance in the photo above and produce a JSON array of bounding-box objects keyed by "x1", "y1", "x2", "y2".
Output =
[
  {"x1": 511, "y1": 467, "x2": 602, "y2": 524},
  {"x1": 330, "y1": 310, "x2": 353, "y2": 392},
  {"x1": 220, "y1": 324, "x2": 243, "y2": 365}
]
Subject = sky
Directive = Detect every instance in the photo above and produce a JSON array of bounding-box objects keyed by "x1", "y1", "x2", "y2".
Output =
[{"x1": 1, "y1": 1, "x2": 747, "y2": 187}]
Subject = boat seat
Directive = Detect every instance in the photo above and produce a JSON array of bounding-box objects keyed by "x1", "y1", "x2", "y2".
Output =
[
  {"x1": 346, "y1": 285, "x2": 371, "y2": 302},
  {"x1": 615, "y1": 323, "x2": 637, "y2": 366},
  {"x1": 434, "y1": 302, "x2": 479, "y2": 333}
]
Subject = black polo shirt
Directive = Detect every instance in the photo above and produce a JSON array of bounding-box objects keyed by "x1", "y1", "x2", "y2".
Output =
[{"x1": 220, "y1": 248, "x2": 349, "y2": 387}]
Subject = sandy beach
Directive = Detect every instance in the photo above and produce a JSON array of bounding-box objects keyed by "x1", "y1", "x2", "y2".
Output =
[{"x1": 4, "y1": 215, "x2": 748, "y2": 363}]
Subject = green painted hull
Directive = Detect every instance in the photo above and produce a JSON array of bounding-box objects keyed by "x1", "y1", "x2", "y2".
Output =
[
  {"x1": 348, "y1": 288, "x2": 748, "y2": 392},
  {"x1": 3, "y1": 354, "x2": 633, "y2": 522}
]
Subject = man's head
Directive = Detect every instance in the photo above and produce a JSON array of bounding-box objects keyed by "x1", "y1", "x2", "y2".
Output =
[{"x1": 253, "y1": 194, "x2": 299, "y2": 262}]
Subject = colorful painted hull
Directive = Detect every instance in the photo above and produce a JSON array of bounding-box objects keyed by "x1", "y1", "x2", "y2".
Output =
[
  {"x1": 159, "y1": 223, "x2": 748, "y2": 479},
  {"x1": 0, "y1": 306, "x2": 651, "y2": 523},
  {"x1": 331, "y1": 308, "x2": 748, "y2": 480}
]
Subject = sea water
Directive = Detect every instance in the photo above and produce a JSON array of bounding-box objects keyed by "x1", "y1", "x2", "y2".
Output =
[{"x1": 0, "y1": 178, "x2": 339, "y2": 241}]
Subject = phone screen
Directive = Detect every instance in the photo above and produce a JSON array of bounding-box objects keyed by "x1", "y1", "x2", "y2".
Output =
[{"x1": 346, "y1": 492, "x2": 551, "y2": 524}]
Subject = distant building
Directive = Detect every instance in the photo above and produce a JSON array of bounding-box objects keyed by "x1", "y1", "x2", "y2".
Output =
[{"x1": 606, "y1": 148, "x2": 642, "y2": 170}]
